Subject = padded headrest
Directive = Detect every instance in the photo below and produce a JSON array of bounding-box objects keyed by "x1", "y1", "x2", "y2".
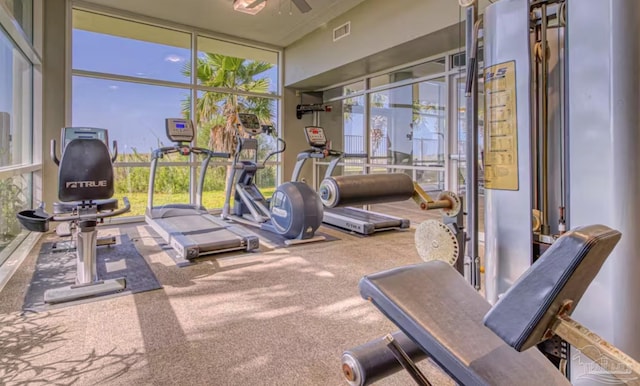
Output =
[
  {"x1": 58, "y1": 139, "x2": 114, "y2": 202},
  {"x1": 483, "y1": 224, "x2": 621, "y2": 351}
]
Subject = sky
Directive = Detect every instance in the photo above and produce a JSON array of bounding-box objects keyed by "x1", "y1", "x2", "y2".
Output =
[{"x1": 72, "y1": 29, "x2": 279, "y2": 154}]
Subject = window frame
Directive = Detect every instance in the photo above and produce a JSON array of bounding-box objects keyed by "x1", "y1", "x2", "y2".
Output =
[
  {"x1": 69, "y1": 2, "x2": 284, "y2": 218},
  {"x1": 0, "y1": 0, "x2": 42, "y2": 260}
]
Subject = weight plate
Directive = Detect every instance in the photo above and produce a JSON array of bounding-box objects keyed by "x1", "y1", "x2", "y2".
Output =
[
  {"x1": 415, "y1": 220, "x2": 459, "y2": 266},
  {"x1": 437, "y1": 191, "x2": 462, "y2": 218}
]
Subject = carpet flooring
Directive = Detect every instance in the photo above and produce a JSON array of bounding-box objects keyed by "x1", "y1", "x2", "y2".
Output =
[{"x1": 0, "y1": 222, "x2": 455, "y2": 386}]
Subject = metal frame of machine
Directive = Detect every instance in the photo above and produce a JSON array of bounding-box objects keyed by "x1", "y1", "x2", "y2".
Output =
[
  {"x1": 222, "y1": 113, "x2": 325, "y2": 245},
  {"x1": 293, "y1": 125, "x2": 411, "y2": 235},
  {"x1": 340, "y1": 0, "x2": 640, "y2": 384},
  {"x1": 146, "y1": 118, "x2": 259, "y2": 260},
  {"x1": 17, "y1": 127, "x2": 131, "y2": 304}
]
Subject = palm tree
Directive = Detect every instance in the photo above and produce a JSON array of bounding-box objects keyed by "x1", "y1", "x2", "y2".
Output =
[
  {"x1": 181, "y1": 53, "x2": 275, "y2": 195},
  {"x1": 182, "y1": 53, "x2": 274, "y2": 149}
]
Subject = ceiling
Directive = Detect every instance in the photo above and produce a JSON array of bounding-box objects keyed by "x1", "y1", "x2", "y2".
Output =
[{"x1": 80, "y1": 0, "x2": 368, "y2": 47}]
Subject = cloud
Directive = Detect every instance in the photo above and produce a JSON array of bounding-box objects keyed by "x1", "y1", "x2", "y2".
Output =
[
  {"x1": 164, "y1": 54, "x2": 185, "y2": 63},
  {"x1": 108, "y1": 85, "x2": 119, "y2": 90}
]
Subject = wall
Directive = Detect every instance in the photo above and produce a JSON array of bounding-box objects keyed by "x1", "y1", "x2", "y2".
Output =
[
  {"x1": 41, "y1": 0, "x2": 68, "y2": 209},
  {"x1": 282, "y1": 88, "x2": 319, "y2": 185},
  {"x1": 284, "y1": 0, "x2": 491, "y2": 89}
]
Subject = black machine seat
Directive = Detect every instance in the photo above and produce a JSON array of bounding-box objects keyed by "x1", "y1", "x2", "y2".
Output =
[
  {"x1": 53, "y1": 198, "x2": 118, "y2": 215},
  {"x1": 359, "y1": 224, "x2": 620, "y2": 386},
  {"x1": 58, "y1": 138, "x2": 114, "y2": 202},
  {"x1": 484, "y1": 224, "x2": 620, "y2": 351}
]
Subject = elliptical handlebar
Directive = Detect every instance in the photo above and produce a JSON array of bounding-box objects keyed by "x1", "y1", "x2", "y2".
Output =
[{"x1": 262, "y1": 137, "x2": 286, "y2": 167}]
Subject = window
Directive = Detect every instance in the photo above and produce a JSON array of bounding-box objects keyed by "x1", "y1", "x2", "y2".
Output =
[
  {"x1": 197, "y1": 36, "x2": 279, "y2": 94},
  {"x1": 0, "y1": 1, "x2": 37, "y2": 256},
  {"x1": 1, "y1": 0, "x2": 32, "y2": 41},
  {"x1": 72, "y1": 77, "x2": 191, "y2": 216},
  {"x1": 0, "y1": 29, "x2": 32, "y2": 168},
  {"x1": 370, "y1": 58, "x2": 446, "y2": 89},
  {"x1": 73, "y1": 10, "x2": 191, "y2": 83},
  {"x1": 71, "y1": 8, "x2": 282, "y2": 216},
  {"x1": 0, "y1": 172, "x2": 31, "y2": 254}
]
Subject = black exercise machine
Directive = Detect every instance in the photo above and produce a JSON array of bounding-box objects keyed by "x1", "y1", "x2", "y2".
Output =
[
  {"x1": 292, "y1": 126, "x2": 411, "y2": 235},
  {"x1": 17, "y1": 127, "x2": 131, "y2": 304},
  {"x1": 222, "y1": 113, "x2": 325, "y2": 244},
  {"x1": 341, "y1": 224, "x2": 640, "y2": 385}
]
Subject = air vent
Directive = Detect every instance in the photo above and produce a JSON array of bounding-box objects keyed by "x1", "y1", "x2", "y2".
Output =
[{"x1": 333, "y1": 22, "x2": 351, "y2": 42}]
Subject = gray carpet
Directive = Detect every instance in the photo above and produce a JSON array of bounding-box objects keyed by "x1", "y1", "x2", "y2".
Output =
[
  {"x1": 142, "y1": 223, "x2": 340, "y2": 268},
  {"x1": 23, "y1": 234, "x2": 162, "y2": 311},
  {"x1": 235, "y1": 223, "x2": 340, "y2": 248},
  {"x1": 0, "y1": 222, "x2": 457, "y2": 386}
]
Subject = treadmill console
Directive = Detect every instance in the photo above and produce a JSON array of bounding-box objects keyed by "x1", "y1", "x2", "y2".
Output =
[
  {"x1": 62, "y1": 127, "x2": 108, "y2": 150},
  {"x1": 238, "y1": 113, "x2": 262, "y2": 136},
  {"x1": 166, "y1": 118, "x2": 194, "y2": 143},
  {"x1": 304, "y1": 126, "x2": 328, "y2": 148}
]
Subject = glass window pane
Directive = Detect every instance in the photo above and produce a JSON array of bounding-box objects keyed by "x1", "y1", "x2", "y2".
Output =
[
  {"x1": 72, "y1": 10, "x2": 191, "y2": 83},
  {"x1": 0, "y1": 29, "x2": 32, "y2": 168},
  {"x1": 343, "y1": 95, "x2": 365, "y2": 154},
  {"x1": 195, "y1": 91, "x2": 279, "y2": 201},
  {"x1": 413, "y1": 78, "x2": 446, "y2": 166},
  {"x1": 1, "y1": 0, "x2": 32, "y2": 41},
  {"x1": 73, "y1": 76, "x2": 191, "y2": 215},
  {"x1": 0, "y1": 172, "x2": 31, "y2": 252},
  {"x1": 370, "y1": 86, "x2": 412, "y2": 168},
  {"x1": 197, "y1": 36, "x2": 279, "y2": 94}
]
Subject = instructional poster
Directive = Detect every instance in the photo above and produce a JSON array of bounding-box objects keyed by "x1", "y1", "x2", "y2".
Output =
[{"x1": 484, "y1": 60, "x2": 519, "y2": 190}]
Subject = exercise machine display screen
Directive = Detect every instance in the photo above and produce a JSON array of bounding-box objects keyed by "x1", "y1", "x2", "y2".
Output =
[
  {"x1": 304, "y1": 126, "x2": 328, "y2": 148},
  {"x1": 62, "y1": 127, "x2": 109, "y2": 149},
  {"x1": 238, "y1": 113, "x2": 262, "y2": 136},
  {"x1": 166, "y1": 118, "x2": 194, "y2": 143}
]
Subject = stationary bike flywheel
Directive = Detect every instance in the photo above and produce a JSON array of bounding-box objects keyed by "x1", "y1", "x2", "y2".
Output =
[{"x1": 414, "y1": 220, "x2": 459, "y2": 266}]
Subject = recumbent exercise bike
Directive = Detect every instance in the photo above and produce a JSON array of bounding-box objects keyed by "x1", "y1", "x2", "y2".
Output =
[{"x1": 18, "y1": 127, "x2": 130, "y2": 304}]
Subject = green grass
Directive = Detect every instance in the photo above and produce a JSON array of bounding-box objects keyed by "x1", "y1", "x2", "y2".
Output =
[{"x1": 114, "y1": 187, "x2": 276, "y2": 217}]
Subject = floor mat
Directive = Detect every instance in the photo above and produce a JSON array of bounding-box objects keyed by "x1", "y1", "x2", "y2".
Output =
[{"x1": 23, "y1": 234, "x2": 162, "y2": 311}]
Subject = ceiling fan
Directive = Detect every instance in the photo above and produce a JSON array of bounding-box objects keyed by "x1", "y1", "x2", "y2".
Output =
[{"x1": 243, "y1": 0, "x2": 312, "y2": 14}]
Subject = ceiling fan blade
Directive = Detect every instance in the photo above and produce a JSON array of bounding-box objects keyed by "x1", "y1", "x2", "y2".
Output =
[
  {"x1": 291, "y1": 0, "x2": 312, "y2": 13},
  {"x1": 246, "y1": 0, "x2": 267, "y2": 9}
]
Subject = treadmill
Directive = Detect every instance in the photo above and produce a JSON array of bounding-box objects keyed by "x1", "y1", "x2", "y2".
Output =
[
  {"x1": 145, "y1": 118, "x2": 259, "y2": 260},
  {"x1": 292, "y1": 126, "x2": 410, "y2": 235}
]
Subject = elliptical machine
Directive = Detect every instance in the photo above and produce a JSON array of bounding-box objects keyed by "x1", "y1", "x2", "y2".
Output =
[
  {"x1": 222, "y1": 113, "x2": 324, "y2": 244},
  {"x1": 17, "y1": 127, "x2": 131, "y2": 304}
]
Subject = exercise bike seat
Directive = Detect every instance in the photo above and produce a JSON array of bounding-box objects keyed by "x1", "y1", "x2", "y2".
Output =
[
  {"x1": 359, "y1": 224, "x2": 621, "y2": 386},
  {"x1": 53, "y1": 198, "x2": 118, "y2": 215}
]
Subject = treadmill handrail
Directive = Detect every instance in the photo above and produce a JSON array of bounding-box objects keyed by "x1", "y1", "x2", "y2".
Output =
[
  {"x1": 292, "y1": 147, "x2": 367, "y2": 182},
  {"x1": 148, "y1": 144, "x2": 229, "y2": 211},
  {"x1": 151, "y1": 145, "x2": 229, "y2": 160}
]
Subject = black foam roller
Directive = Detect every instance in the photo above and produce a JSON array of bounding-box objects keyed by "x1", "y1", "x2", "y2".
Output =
[
  {"x1": 319, "y1": 173, "x2": 414, "y2": 208},
  {"x1": 341, "y1": 330, "x2": 428, "y2": 386}
]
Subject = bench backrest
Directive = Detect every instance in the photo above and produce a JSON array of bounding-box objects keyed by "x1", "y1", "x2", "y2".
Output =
[{"x1": 483, "y1": 224, "x2": 621, "y2": 351}]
